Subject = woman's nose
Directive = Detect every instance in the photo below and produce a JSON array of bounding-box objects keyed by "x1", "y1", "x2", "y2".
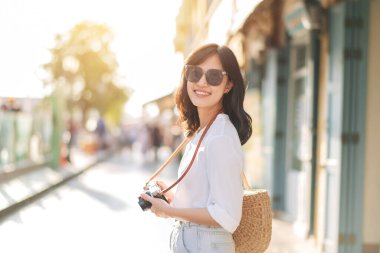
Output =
[{"x1": 197, "y1": 74, "x2": 208, "y2": 86}]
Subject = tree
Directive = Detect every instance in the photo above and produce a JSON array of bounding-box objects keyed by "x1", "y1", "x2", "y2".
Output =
[{"x1": 43, "y1": 21, "x2": 130, "y2": 126}]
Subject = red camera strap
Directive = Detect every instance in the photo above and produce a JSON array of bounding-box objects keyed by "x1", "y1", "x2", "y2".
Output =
[{"x1": 145, "y1": 109, "x2": 223, "y2": 194}]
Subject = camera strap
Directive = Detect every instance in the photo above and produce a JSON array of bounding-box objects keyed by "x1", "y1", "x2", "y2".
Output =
[{"x1": 145, "y1": 108, "x2": 223, "y2": 194}]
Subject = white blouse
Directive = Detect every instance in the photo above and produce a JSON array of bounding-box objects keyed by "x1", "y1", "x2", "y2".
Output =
[{"x1": 172, "y1": 114, "x2": 244, "y2": 233}]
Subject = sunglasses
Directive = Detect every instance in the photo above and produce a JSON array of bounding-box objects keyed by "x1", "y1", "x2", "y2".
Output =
[{"x1": 185, "y1": 65, "x2": 228, "y2": 86}]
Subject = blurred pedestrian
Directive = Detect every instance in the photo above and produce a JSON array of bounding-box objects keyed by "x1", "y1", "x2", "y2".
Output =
[
  {"x1": 138, "y1": 124, "x2": 151, "y2": 158},
  {"x1": 95, "y1": 117, "x2": 107, "y2": 149},
  {"x1": 66, "y1": 121, "x2": 78, "y2": 162},
  {"x1": 140, "y1": 43, "x2": 252, "y2": 253},
  {"x1": 150, "y1": 124, "x2": 162, "y2": 161}
]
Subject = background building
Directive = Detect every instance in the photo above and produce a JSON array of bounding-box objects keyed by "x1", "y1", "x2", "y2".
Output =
[{"x1": 174, "y1": 0, "x2": 380, "y2": 252}]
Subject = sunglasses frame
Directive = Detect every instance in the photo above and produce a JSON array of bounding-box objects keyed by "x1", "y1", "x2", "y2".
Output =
[{"x1": 185, "y1": 65, "x2": 228, "y2": 86}]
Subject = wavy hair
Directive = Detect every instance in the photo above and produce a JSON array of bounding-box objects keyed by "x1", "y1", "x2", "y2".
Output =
[{"x1": 175, "y1": 43, "x2": 252, "y2": 145}]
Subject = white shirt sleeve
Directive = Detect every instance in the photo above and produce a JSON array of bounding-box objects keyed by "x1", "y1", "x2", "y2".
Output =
[{"x1": 205, "y1": 135, "x2": 244, "y2": 233}]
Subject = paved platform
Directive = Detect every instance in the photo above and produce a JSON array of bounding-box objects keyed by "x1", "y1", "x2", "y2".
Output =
[
  {"x1": 0, "y1": 148, "x2": 112, "y2": 220},
  {"x1": 0, "y1": 147, "x2": 319, "y2": 252},
  {"x1": 267, "y1": 218, "x2": 318, "y2": 253}
]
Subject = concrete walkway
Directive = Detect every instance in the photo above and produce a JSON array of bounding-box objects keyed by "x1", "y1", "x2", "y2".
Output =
[
  {"x1": 0, "y1": 148, "x2": 113, "y2": 220},
  {"x1": 0, "y1": 147, "x2": 319, "y2": 253},
  {"x1": 267, "y1": 218, "x2": 318, "y2": 253}
]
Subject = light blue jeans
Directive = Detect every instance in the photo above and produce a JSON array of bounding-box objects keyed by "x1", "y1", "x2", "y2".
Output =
[{"x1": 169, "y1": 220, "x2": 235, "y2": 253}]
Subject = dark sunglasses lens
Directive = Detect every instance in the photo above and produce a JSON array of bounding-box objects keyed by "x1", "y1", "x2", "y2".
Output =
[
  {"x1": 206, "y1": 69, "x2": 224, "y2": 86},
  {"x1": 186, "y1": 66, "x2": 203, "y2": 83}
]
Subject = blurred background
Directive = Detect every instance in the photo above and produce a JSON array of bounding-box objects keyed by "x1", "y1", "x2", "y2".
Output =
[{"x1": 0, "y1": 0, "x2": 379, "y2": 253}]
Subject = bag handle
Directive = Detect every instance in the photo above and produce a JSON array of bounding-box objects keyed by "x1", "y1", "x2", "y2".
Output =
[{"x1": 241, "y1": 171, "x2": 252, "y2": 190}]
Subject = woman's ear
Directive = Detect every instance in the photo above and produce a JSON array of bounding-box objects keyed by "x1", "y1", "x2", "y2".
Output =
[{"x1": 224, "y1": 81, "x2": 234, "y2": 93}]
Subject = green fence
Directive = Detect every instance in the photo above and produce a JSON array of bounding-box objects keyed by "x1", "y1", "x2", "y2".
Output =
[{"x1": 0, "y1": 108, "x2": 52, "y2": 170}]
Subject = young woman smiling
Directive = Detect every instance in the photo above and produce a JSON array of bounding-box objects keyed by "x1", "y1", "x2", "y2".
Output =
[{"x1": 140, "y1": 43, "x2": 252, "y2": 253}]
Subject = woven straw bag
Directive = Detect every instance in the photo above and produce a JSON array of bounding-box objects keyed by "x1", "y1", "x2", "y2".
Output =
[{"x1": 233, "y1": 175, "x2": 272, "y2": 253}]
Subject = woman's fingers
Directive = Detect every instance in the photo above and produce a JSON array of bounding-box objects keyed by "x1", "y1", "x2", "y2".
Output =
[
  {"x1": 140, "y1": 193, "x2": 170, "y2": 218},
  {"x1": 154, "y1": 181, "x2": 174, "y2": 203},
  {"x1": 140, "y1": 193, "x2": 154, "y2": 202},
  {"x1": 140, "y1": 193, "x2": 164, "y2": 207},
  {"x1": 156, "y1": 180, "x2": 168, "y2": 189}
]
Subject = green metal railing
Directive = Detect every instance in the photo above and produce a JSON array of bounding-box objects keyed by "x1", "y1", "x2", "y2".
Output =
[{"x1": 0, "y1": 108, "x2": 53, "y2": 171}]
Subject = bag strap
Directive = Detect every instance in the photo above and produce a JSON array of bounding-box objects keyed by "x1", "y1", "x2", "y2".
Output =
[
  {"x1": 241, "y1": 171, "x2": 251, "y2": 190},
  {"x1": 145, "y1": 109, "x2": 222, "y2": 193}
]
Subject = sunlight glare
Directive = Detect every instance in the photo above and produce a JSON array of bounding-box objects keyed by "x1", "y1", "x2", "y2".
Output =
[{"x1": 0, "y1": 0, "x2": 183, "y2": 114}]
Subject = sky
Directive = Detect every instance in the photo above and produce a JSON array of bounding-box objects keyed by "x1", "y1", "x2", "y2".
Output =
[{"x1": 0, "y1": 0, "x2": 183, "y2": 117}]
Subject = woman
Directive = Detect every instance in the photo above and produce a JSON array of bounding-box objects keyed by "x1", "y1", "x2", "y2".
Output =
[{"x1": 140, "y1": 43, "x2": 252, "y2": 252}]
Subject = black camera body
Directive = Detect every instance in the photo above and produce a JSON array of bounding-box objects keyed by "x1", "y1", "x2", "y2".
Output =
[{"x1": 138, "y1": 182, "x2": 168, "y2": 211}]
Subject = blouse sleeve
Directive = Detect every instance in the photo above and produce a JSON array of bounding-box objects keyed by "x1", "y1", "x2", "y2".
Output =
[{"x1": 205, "y1": 135, "x2": 244, "y2": 233}]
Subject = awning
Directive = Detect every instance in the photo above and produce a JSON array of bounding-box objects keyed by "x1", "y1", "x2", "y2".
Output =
[{"x1": 230, "y1": 0, "x2": 265, "y2": 34}]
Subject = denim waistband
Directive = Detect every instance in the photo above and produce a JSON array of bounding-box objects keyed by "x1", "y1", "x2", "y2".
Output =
[{"x1": 174, "y1": 219, "x2": 221, "y2": 229}]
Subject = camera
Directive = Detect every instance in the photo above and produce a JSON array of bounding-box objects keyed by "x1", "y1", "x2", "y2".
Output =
[{"x1": 138, "y1": 182, "x2": 168, "y2": 211}]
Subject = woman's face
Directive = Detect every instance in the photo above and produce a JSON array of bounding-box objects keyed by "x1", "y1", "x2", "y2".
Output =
[{"x1": 186, "y1": 54, "x2": 232, "y2": 111}]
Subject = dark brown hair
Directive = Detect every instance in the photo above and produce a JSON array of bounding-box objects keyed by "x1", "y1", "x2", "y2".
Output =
[{"x1": 175, "y1": 43, "x2": 252, "y2": 145}]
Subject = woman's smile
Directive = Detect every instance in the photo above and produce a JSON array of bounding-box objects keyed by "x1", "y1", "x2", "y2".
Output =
[{"x1": 194, "y1": 89, "x2": 211, "y2": 97}]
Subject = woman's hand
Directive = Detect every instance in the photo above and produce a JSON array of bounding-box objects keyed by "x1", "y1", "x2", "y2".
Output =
[
  {"x1": 143, "y1": 181, "x2": 174, "y2": 204},
  {"x1": 155, "y1": 181, "x2": 174, "y2": 204},
  {"x1": 140, "y1": 193, "x2": 172, "y2": 218}
]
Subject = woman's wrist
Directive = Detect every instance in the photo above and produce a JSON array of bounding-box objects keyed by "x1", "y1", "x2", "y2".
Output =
[
  {"x1": 164, "y1": 207, "x2": 219, "y2": 227},
  {"x1": 166, "y1": 205, "x2": 177, "y2": 218}
]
